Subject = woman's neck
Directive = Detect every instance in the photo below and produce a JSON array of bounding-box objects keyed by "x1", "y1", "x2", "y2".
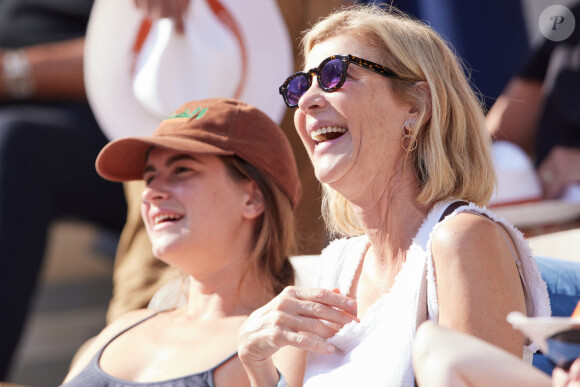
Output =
[
  {"x1": 183, "y1": 266, "x2": 272, "y2": 319},
  {"x1": 351, "y1": 181, "x2": 430, "y2": 265}
]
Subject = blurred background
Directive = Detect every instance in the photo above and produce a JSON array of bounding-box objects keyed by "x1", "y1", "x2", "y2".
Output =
[{"x1": 2, "y1": 0, "x2": 579, "y2": 386}]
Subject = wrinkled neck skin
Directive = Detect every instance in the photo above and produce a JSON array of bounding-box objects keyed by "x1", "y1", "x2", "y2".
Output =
[{"x1": 345, "y1": 160, "x2": 432, "y2": 269}]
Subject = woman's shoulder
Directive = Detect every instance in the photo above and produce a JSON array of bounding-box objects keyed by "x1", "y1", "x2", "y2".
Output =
[
  {"x1": 63, "y1": 308, "x2": 156, "y2": 383},
  {"x1": 427, "y1": 201, "x2": 528, "y2": 281},
  {"x1": 431, "y1": 206, "x2": 512, "y2": 261}
]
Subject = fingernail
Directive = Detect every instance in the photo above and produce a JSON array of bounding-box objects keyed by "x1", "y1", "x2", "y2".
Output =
[
  {"x1": 326, "y1": 344, "x2": 335, "y2": 353},
  {"x1": 346, "y1": 299, "x2": 355, "y2": 308}
]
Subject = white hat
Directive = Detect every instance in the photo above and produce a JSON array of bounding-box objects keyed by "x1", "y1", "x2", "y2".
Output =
[{"x1": 84, "y1": 0, "x2": 293, "y2": 140}]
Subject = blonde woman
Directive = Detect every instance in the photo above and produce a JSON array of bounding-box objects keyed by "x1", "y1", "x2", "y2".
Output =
[
  {"x1": 61, "y1": 98, "x2": 301, "y2": 386},
  {"x1": 238, "y1": 5, "x2": 551, "y2": 386}
]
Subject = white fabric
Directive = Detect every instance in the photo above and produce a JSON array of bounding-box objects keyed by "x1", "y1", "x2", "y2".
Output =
[
  {"x1": 303, "y1": 200, "x2": 551, "y2": 387},
  {"x1": 84, "y1": 0, "x2": 292, "y2": 140}
]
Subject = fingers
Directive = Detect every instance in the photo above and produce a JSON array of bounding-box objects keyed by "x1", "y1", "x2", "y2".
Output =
[
  {"x1": 269, "y1": 309, "x2": 341, "y2": 339},
  {"x1": 238, "y1": 286, "x2": 357, "y2": 364},
  {"x1": 570, "y1": 357, "x2": 580, "y2": 381},
  {"x1": 538, "y1": 147, "x2": 580, "y2": 199},
  {"x1": 552, "y1": 359, "x2": 580, "y2": 387},
  {"x1": 267, "y1": 287, "x2": 357, "y2": 332},
  {"x1": 254, "y1": 314, "x2": 337, "y2": 353},
  {"x1": 286, "y1": 331, "x2": 336, "y2": 355},
  {"x1": 552, "y1": 366, "x2": 569, "y2": 387},
  {"x1": 289, "y1": 286, "x2": 358, "y2": 320},
  {"x1": 133, "y1": 0, "x2": 191, "y2": 34},
  {"x1": 165, "y1": 0, "x2": 189, "y2": 34}
]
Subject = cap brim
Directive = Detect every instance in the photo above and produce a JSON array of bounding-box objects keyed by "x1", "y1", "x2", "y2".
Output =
[{"x1": 96, "y1": 136, "x2": 233, "y2": 182}]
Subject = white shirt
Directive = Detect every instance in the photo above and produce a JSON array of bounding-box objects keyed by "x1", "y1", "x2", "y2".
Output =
[{"x1": 303, "y1": 200, "x2": 551, "y2": 387}]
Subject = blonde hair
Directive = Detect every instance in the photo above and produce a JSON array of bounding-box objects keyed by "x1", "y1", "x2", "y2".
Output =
[{"x1": 303, "y1": 4, "x2": 496, "y2": 237}]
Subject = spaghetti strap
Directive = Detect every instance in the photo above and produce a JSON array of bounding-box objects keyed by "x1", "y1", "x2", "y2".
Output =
[
  {"x1": 93, "y1": 311, "x2": 161, "y2": 364},
  {"x1": 210, "y1": 351, "x2": 239, "y2": 371}
]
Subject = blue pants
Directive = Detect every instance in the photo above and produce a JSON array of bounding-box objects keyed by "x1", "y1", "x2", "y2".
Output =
[{"x1": 0, "y1": 101, "x2": 126, "y2": 378}]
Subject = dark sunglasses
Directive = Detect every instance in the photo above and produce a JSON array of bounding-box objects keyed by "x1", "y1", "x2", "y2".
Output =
[{"x1": 279, "y1": 54, "x2": 399, "y2": 108}]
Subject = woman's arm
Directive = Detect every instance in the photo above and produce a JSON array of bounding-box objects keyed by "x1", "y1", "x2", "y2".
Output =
[
  {"x1": 0, "y1": 38, "x2": 86, "y2": 102},
  {"x1": 485, "y1": 77, "x2": 543, "y2": 155},
  {"x1": 431, "y1": 212, "x2": 527, "y2": 356},
  {"x1": 413, "y1": 321, "x2": 551, "y2": 387},
  {"x1": 238, "y1": 286, "x2": 357, "y2": 387}
]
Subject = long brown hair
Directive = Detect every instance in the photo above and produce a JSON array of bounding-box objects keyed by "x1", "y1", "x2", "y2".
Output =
[{"x1": 222, "y1": 156, "x2": 297, "y2": 295}]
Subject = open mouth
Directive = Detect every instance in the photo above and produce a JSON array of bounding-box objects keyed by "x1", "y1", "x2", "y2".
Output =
[
  {"x1": 154, "y1": 214, "x2": 184, "y2": 225},
  {"x1": 310, "y1": 126, "x2": 348, "y2": 143}
]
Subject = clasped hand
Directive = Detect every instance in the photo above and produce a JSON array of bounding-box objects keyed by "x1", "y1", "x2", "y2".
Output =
[
  {"x1": 538, "y1": 146, "x2": 580, "y2": 199},
  {"x1": 238, "y1": 286, "x2": 358, "y2": 367}
]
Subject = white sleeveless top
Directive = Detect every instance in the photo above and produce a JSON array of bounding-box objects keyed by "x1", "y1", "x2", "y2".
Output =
[{"x1": 302, "y1": 200, "x2": 551, "y2": 387}]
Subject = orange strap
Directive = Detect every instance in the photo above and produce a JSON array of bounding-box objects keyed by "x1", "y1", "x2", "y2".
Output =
[{"x1": 206, "y1": 0, "x2": 247, "y2": 98}]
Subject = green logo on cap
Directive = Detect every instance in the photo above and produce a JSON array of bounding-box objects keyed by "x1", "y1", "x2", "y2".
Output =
[{"x1": 168, "y1": 106, "x2": 208, "y2": 120}]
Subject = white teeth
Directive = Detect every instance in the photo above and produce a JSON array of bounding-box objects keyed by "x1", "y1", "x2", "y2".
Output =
[
  {"x1": 310, "y1": 126, "x2": 347, "y2": 141},
  {"x1": 154, "y1": 214, "x2": 182, "y2": 225}
]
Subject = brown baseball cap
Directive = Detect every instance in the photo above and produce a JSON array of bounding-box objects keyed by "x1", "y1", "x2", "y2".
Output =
[{"x1": 96, "y1": 98, "x2": 302, "y2": 207}]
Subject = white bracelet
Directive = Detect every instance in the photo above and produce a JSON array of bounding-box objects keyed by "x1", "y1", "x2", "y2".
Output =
[{"x1": 2, "y1": 50, "x2": 35, "y2": 99}]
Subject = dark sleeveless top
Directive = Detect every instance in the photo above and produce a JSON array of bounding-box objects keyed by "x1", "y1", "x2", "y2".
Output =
[{"x1": 60, "y1": 312, "x2": 238, "y2": 387}]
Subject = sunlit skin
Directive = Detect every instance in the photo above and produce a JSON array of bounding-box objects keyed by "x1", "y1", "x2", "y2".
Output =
[
  {"x1": 293, "y1": 34, "x2": 432, "y2": 317},
  {"x1": 239, "y1": 33, "x2": 527, "y2": 387},
  {"x1": 141, "y1": 148, "x2": 257, "y2": 277},
  {"x1": 292, "y1": 35, "x2": 526, "y2": 354},
  {"x1": 294, "y1": 34, "x2": 418, "y2": 205},
  {"x1": 64, "y1": 147, "x2": 267, "y2": 385}
]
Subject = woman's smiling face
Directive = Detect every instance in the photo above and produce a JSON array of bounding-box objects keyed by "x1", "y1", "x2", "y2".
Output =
[
  {"x1": 140, "y1": 148, "x2": 251, "y2": 269},
  {"x1": 294, "y1": 34, "x2": 415, "y2": 200}
]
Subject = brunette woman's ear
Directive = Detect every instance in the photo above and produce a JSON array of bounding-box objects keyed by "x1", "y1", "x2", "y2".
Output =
[{"x1": 242, "y1": 181, "x2": 265, "y2": 220}]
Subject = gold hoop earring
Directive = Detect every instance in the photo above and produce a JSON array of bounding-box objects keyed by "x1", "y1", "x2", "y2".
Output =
[{"x1": 401, "y1": 121, "x2": 417, "y2": 152}]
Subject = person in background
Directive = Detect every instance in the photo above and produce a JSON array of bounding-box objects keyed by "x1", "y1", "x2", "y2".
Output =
[
  {"x1": 0, "y1": 0, "x2": 126, "y2": 379},
  {"x1": 238, "y1": 4, "x2": 550, "y2": 386},
  {"x1": 62, "y1": 98, "x2": 301, "y2": 386},
  {"x1": 553, "y1": 358, "x2": 580, "y2": 387},
  {"x1": 413, "y1": 321, "x2": 580, "y2": 387},
  {"x1": 104, "y1": 0, "x2": 346, "y2": 324},
  {"x1": 487, "y1": 2, "x2": 580, "y2": 199}
]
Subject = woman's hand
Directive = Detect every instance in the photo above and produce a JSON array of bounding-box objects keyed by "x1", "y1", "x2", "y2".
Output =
[
  {"x1": 238, "y1": 286, "x2": 357, "y2": 386},
  {"x1": 553, "y1": 358, "x2": 580, "y2": 387},
  {"x1": 133, "y1": 0, "x2": 191, "y2": 34},
  {"x1": 538, "y1": 146, "x2": 580, "y2": 199}
]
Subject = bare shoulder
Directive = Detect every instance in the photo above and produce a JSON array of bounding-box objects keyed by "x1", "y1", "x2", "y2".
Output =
[
  {"x1": 431, "y1": 211, "x2": 527, "y2": 355},
  {"x1": 431, "y1": 211, "x2": 513, "y2": 270},
  {"x1": 63, "y1": 308, "x2": 156, "y2": 383}
]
